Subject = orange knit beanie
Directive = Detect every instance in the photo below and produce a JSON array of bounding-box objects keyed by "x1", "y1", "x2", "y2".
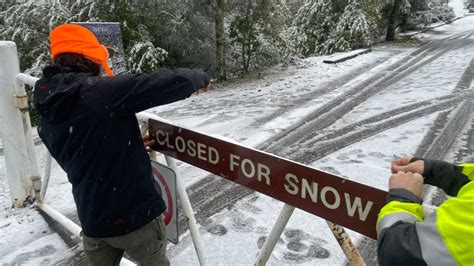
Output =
[{"x1": 50, "y1": 24, "x2": 114, "y2": 76}]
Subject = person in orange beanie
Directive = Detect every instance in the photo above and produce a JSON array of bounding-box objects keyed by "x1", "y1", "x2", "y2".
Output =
[{"x1": 34, "y1": 24, "x2": 209, "y2": 265}]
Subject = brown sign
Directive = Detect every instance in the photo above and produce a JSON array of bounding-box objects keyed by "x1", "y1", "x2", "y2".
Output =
[{"x1": 149, "y1": 119, "x2": 387, "y2": 239}]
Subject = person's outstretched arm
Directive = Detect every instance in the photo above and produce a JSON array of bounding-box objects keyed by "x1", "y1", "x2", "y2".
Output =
[{"x1": 89, "y1": 68, "x2": 209, "y2": 115}]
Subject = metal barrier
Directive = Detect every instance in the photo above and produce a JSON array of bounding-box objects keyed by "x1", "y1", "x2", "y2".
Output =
[
  {"x1": 1, "y1": 41, "x2": 368, "y2": 265},
  {"x1": 148, "y1": 118, "x2": 381, "y2": 265},
  {"x1": 136, "y1": 112, "x2": 207, "y2": 265}
]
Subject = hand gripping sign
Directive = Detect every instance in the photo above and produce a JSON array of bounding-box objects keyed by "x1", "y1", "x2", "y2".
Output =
[
  {"x1": 149, "y1": 119, "x2": 388, "y2": 239},
  {"x1": 151, "y1": 161, "x2": 178, "y2": 244}
]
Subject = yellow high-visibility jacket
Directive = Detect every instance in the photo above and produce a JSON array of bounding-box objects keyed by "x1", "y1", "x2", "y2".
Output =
[{"x1": 377, "y1": 160, "x2": 474, "y2": 266}]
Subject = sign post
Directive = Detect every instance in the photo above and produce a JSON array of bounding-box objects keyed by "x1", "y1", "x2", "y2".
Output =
[{"x1": 149, "y1": 118, "x2": 387, "y2": 239}]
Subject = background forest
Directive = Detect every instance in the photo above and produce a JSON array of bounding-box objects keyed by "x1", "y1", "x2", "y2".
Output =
[{"x1": 1, "y1": 0, "x2": 455, "y2": 80}]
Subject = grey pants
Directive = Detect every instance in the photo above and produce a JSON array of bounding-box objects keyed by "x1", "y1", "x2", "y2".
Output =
[{"x1": 83, "y1": 216, "x2": 169, "y2": 266}]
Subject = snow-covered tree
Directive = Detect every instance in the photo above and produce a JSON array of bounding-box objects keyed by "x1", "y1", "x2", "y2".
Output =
[
  {"x1": 141, "y1": 2, "x2": 214, "y2": 70},
  {"x1": 225, "y1": 0, "x2": 290, "y2": 75},
  {"x1": 127, "y1": 41, "x2": 168, "y2": 74},
  {"x1": 321, "y1": 0, "x2": 373, "y2": 54},
  {"x1": 283, "y1": 0, "x2": 336, "y2": 56},
  {"x1": 0, "y1": 2, "x2": 69, "y2": 73},
  {"x1": 253, "y1": 0, "x2": 290, "y2": 65},
  {"x1": 229, "y1": 0, "x2": 261, "y2": 73},
  {"x1": 404, "y1": 1, "x2": 455, "y2": 29}
]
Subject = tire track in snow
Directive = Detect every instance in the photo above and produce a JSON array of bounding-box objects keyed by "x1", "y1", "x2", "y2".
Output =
[
  {"x1": 251, "y1": 29, "x2": 472, "y2": 128},
  {"x1": 453, "y1": 113, "x2": 474, "y2": 163},
  {"x1": 261, "y1": 32, "x2": 474, "y2": 155},
  {"x1": 176, "y1": 32, "x2": 474, "y2": 237},
  {"x1": 156, "y1": 30, "x2": 472, "y2": 121},
  {"x1": 299, "y1": 56, "x2": 474, "y2": 156},
  {"x1": 292, "y1": 94, "x2": 462, "y2": 163},
  {"x1": 355, "y1": 58, "x2": 474, "y2": 265}
]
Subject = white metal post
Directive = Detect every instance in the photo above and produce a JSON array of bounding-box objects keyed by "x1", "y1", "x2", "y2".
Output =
[
  {"x1": 15, "y1": 73, "x2": 42, "y2": 200},
  {"x1": 0, "y1": 41, "x2": 34, "y2": 207},
  {"x1": 255, "y1": 204, "x2": 295, "y2": 265},
  {"x1": 165, "y1": 156, "x2": 208, "y2": 266},
  {"x1": 40, "y1": 151, "x2": 52, "y2": 202},
  {"x1": 18, "y1": 63, "x2": 47, "y2": 204}
]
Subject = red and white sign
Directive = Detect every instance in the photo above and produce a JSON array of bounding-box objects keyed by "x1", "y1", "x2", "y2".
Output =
[
  {"x1": 151, "y1": 161, "x2": 178, "y2": 244},
  {"x1": 149, "y1": 119, "x2": 387, "y2": 239}
]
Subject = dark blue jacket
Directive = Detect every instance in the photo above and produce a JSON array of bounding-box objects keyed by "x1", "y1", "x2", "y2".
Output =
[{"x1": 33, "y1": 69, "x2": 208, "y2": 237}]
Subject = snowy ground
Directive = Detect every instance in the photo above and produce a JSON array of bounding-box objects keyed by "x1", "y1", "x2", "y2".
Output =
[
  {"x1": 1, "y1": 12, "x2": 474, "y2": 266},
  {"x1": 449, "y1": 0, "x2": 465, "y2": 17}
]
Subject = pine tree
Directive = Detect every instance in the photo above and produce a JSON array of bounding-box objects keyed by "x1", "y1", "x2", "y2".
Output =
[
  {"x1": 127, "y1": 41, "x2": 168, "y2": 73},
  {"x1": 321, "y1": 0, "x2": 373, "y2": 54},
  {"x1": 229, "y1": 0, "x2": 261, "y2": 73},
  {"x1": 0, "y1": 1, "x2": 68, "y2": 74},
  {"x1": 284, "y1": 0, "x2": 336, "y2": 57}
]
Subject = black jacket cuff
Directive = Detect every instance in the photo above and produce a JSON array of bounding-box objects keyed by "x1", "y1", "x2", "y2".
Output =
[
  {"x1": 386, "y1": 188, "x2": 423, "y2": 204},
  {"x1": 409, "y1": 157, "x2": 433, "y2": 180}
]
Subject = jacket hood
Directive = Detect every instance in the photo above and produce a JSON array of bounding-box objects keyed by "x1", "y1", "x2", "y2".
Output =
[{"x1": 33, "y1": 72, "x2": 89, "y2": 123}]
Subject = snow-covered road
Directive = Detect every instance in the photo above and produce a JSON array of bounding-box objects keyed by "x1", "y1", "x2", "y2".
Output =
[{"x1": 1, "y1": 14, "x2": 474, "y2": 266}]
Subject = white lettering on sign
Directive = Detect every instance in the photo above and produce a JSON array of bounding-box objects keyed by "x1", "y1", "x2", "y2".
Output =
[
  {"x1": 155, "y1": 130, "x2": 220, "y2": 165},
  {"x1": 284, "y1": 173, "x2": 299, "y2": 195},
  {"x1": 156, "y1": 130, "x2": 167, "y2": 146},
  {"x1": 175, "y1": 136, "x2": 186, "y2": 152},
  {"x1": 229, "y1": 154, "x2": 271, "y2": 185},
  {"x1": 320, "y1": 186, "x2": 340, "y2": 210},
  {"x1": 208, "y1": 146, "x2": 219, "y2": 164},
  {"x1": 302, "y1": 177, "x2": 318, "y2": 203},
  {"x1": 283, "y1": 173, "x2": 373, "y2": 221},
  {"x1": 187, "y1": 139, "x2": 196, "y2": 157},
  {"x1": 197, "y1": 143, "x2": 206, "y2": 161},
  {"x1": 344, "y1": 193, "x2": 373, "y2": 222}
]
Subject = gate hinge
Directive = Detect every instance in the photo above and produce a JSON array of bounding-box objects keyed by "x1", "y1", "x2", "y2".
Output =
[{"x1": 13, "y1": 94, "x2": 29, "y2": 112}]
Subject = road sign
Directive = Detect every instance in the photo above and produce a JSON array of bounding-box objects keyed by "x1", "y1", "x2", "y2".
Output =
[
  {"x1": 74, "y1": 22, "x2": 127, "y2": 74},
  {"x1": 149, "y1": 119, "x2": 388, "y2": 239},
  {"x1": 151, "y1": 161, "x2": 178, "y2": 244}
]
